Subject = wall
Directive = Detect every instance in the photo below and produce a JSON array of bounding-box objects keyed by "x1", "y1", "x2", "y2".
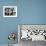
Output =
[{"x1": 0, "y1": 0, "x2": 46, "y2": 44}]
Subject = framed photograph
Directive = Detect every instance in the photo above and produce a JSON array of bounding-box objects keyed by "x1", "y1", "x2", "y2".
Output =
[
  {"x1": 18, "y1": 24, "x2": 46, "y2": 42},
  {"x1": 3, "y1": 6, "x2": 17, "y2": 17}
]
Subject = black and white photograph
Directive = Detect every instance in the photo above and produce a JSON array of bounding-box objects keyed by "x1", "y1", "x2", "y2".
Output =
[
  {"x1": 18, "y1": 25, "x2": 46, "y2": 46},
  {"x1": 3, "y1": 6, "x2": 17, "y2": 17}
]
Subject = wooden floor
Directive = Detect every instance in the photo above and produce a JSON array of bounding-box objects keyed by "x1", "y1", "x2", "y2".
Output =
[
  {"x1": 19, "y1": 39, "x2": 46, "y2": 46},
  {"x1": 0, "y1": 44, "x2": 18, "y2": 46},
  {"x1": 0, "y1": 41, "x2": 46, "y2": 46}
]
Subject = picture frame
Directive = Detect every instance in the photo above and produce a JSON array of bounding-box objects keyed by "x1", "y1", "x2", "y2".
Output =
[
  {"x1": 18, "y1": 24, "x2": 46, "y2": 42},
  {"x1": 3, "y1": 6, "x2": 17, "y2": 17}
]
